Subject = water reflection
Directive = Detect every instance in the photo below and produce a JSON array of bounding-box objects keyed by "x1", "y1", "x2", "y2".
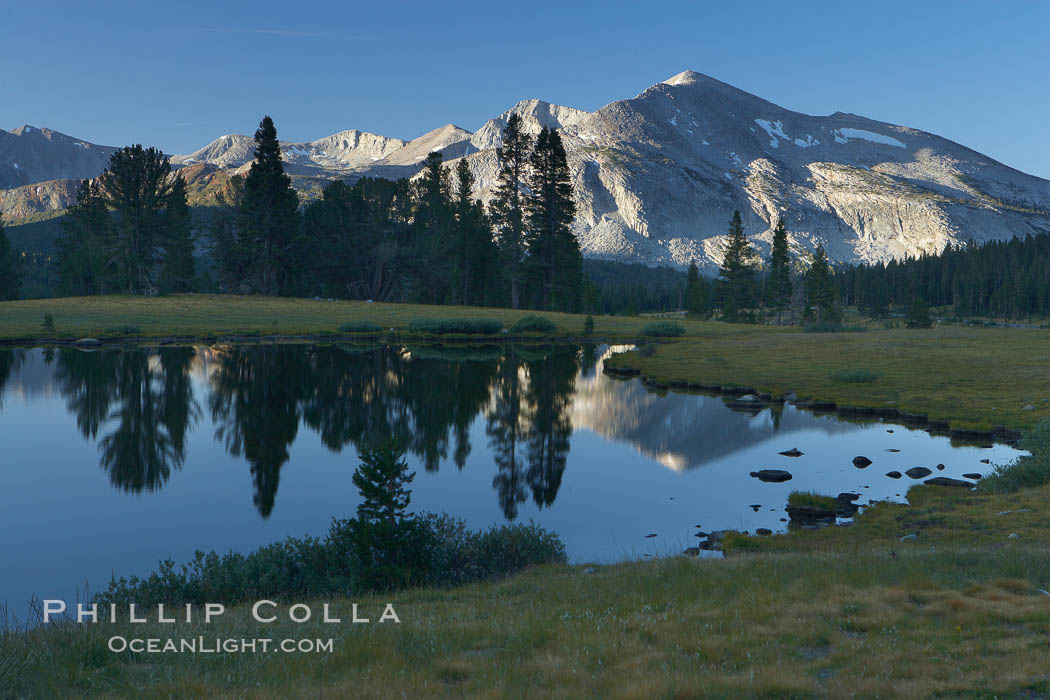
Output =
[
  {"x1": 53, "y1": 348, "x2": 199, "y2": 492},
  {"x1": 0, "y1": 342, "x2": 1013, "y2": 523}
]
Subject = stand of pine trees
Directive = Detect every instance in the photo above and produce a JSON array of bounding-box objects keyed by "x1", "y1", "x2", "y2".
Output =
[
  {"x1": 50, "y1": 115, "x2": 584, "y2": 311},
  {"x1": 54, "y1": 146, "x2": 194, "y2": 296},
  {"x1": 839, "y1": 235, "x2": 1050, "y2": 320}
]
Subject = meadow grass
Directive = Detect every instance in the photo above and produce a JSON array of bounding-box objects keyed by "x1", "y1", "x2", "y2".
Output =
[
  {"x1": 0, "y1": 294, "x2": 711, "y2": 342},
  {"x1": 604, "y1": 323, "x2": 1050, "y2": 432},
  {"x1": 6, "y1": 546, "x2": 1050, "y2": 698}
]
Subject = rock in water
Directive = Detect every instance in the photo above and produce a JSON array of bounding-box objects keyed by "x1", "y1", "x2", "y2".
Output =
[
  {"x1": 886, "y1": 471, "x2": 902, "y2": 479},
  {"x1": 750, "y1": 469, "x2": 793, "y2": 482},
  {"x1": 853, "y1": 456, "x2": 873, "y2": 467},
  {"x1": 962, "y1": 472, "x2": 983, "y2": 480},
  {"x1": 924, "y1": 477, "x2": 975, "y2": 488},
  {"x1": 905, "y1": 467, "x2": 933, "y2": 479},
  {"x1": 779, "y1": 447, "x2": 804, "y2": 457}
]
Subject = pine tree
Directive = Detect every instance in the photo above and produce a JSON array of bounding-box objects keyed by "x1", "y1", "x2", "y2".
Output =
[
  {"x1": 0, "y1": 212, "x2": 21, "y2": 300},
  {"x1": 410, "y1": 151, "x2": 454, "y2": 303},
  {"x1": 209, "y1": 175, "x2": 249, "y2": 292},
  {"x1": 489, "y1": 113, "x2": 532, "y2": 309},
  {"x1": 159, "y1": 174, "x2": 196, "y2": 294},
  {"x1": 717, "y1": 210, "x2": 757, "y2": 322},
  {"x1": 96, "y1": 145, "x2": 173, "y2": 294},
  {"x1": 237, "y1": 116, "x2": 301, "y2": 295},
  {"x1": 451, "y1": 158, "x2": 496, "y2": 305},
  {"x1": 346, "y1": 440, "x2": 423, "y2": 590},
  {"x1": 685, "y1": 261, "x2": 708, "y2": 317},
  {"x1": 804, "y1": 243, "x2": 842, "y2": 324},
  {"x1": 767, "y1": 218, "x2": 793, "y2": 321},
  {"x1": 56, "y1": 179, "x2": 108, "y2": 295},
  {"x1": 906, "y1": 295, "x2": 933, "y2": 328},
  {"x1": 523, "y1": 127, "x2": 581, "y2": 311}
]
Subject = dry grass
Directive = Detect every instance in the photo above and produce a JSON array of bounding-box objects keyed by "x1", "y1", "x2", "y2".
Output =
[{"x1": 6, "y1": 547, "x2": 1050, "y2": 698}]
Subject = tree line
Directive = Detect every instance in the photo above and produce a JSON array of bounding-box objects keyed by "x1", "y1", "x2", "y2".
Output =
[
  {"x1": 837, "y1": 234, "x2": 1050, "y2": 320},
  {"x1": 47, "y1": 115, "x2": 585, "y2": 312}
]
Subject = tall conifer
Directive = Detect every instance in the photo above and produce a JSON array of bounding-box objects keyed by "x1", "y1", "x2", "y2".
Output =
[
  {"x1": 717, "y1": 210, "x2": 757, "y2": 321},
  {"x1": 237, "y1": 116, "x2": 300, "y2": 295},
  {"x1": 767, "y1": 218, "x2": 793, "y2": 321},
  {"x1": 159, "y1": 174, "x2": 196, "y2": 294},
  {"x1": 685, "y1": 261, "x2": 707, "y2": 317},
  {"x1": 523, "y1": 127, "x2": 580, "y2": 311},
  {"x1": 489, "y1": 114, "x2": 532, "y2": 309}
]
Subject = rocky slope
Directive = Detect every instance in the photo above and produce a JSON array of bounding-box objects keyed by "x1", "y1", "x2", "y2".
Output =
[
  {"x1": 0, "y1": 125, "x2": 116, "y2": 191},
  {"x1": 4, "y1": 71, "x2": 1049, "y2": 268}
]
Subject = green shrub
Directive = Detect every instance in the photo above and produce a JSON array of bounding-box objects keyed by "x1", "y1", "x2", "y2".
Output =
[
  {"x1": 105, "y1": 325, "x2": 141, "y2": 335},
  {"x1": 829, "y1": 369, "x2": 882, "y2": 383},
  {"x1": 96, "y1": 514, "x2": 566, "y2": 606},
  {"x1": 641, "y1": 321, "x2": 685, "y2": 337},
  {"x1": 978, "y1": 418, "x2": 1050, "y2": 493},
  {"x1": 510, "y1": 315, "x2": 556, "y2": 333},
  {"x1": 338, "y1": 320, "x2": 383, "y2": 334},
  {"x1": 41, "y1": 313, "x2": 55, "y2": 333},
  {"x1": 407, "y1": 318, "x2": 504, "y2": 335},
  {"x1": 583, "y1": 315, "x2": 595, "y2": 335}
]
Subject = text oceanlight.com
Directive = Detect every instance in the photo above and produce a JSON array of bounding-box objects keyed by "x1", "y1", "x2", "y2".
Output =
[{"x1": 107, "y1": 637, "x2": 335, "y2": 654}]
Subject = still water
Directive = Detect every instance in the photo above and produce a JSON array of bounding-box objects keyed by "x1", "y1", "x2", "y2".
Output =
[{"x1": 0, "y1": 343, "x2": 1024, "y2": 616}]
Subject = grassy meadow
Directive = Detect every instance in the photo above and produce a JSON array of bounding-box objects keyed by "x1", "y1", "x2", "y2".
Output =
[
  {"x1": 3, "y1": 294, "x2": 1050, "y2": 696},
  {"x1": 6, "y1": 539, "x2": 1050, "y2": 697}
]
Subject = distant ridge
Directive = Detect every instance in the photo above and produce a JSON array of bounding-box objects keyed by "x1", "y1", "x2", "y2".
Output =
[{"x1": 3, "y1": 71, "x2": 1049, "y2": 269}]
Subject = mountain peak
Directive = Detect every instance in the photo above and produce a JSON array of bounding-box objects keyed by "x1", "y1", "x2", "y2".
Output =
[
  {"x1": 11, "y1": 125, "x2": 40, "y2": 136},
  {"x1": 662, "y1": 70, "x2": 705, "y2": 87}
]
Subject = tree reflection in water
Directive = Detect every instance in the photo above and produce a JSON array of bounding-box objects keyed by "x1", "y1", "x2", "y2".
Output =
[
  {"x1": 41, "y1": 343, "x2": 581, "y2": 519},
  {"x1": 55, "y1": 347, "x2": 199, "y2": 492}
]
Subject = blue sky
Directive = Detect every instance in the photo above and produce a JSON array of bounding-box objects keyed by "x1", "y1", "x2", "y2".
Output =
[{"x1": 2, "y1": 0, "x2": 1048, "y2": 178}]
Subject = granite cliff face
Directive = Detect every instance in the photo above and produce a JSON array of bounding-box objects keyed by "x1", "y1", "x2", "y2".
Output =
[{"x1": 4, "y1": 71, "x2": 1049, "y2": 268}]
